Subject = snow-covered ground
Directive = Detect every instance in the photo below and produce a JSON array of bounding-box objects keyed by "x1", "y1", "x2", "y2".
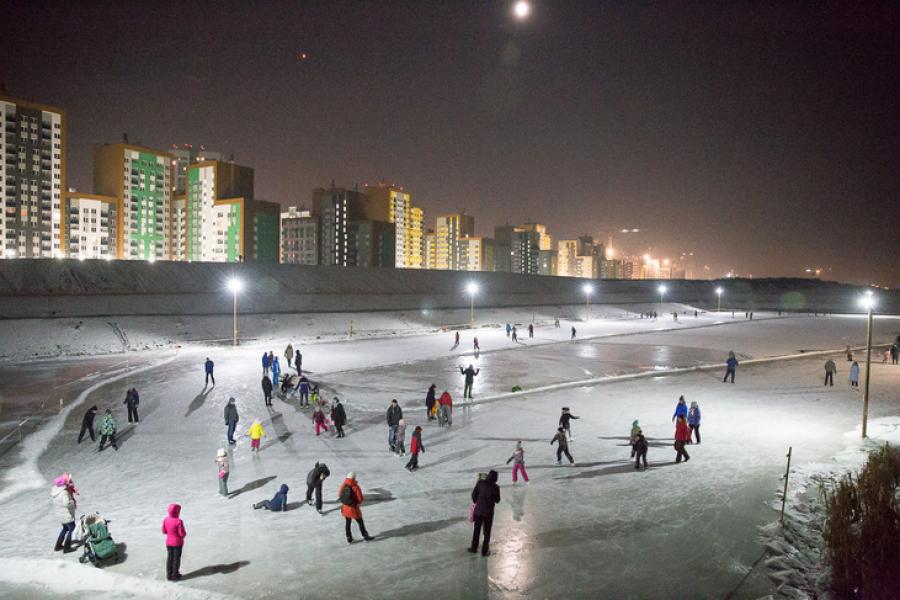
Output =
[{"x1": 0, "y1": 309, "x2": 898, "y2": 599}]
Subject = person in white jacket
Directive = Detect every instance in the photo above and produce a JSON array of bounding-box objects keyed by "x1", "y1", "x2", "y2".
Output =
[{"x1": 51, "y1": 472, "x2": 77, "y2": 552}]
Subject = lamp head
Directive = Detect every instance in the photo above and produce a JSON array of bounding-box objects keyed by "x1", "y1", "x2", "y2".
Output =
[
  {"x1": 466, "y1": 282, "x2": 478, "y2": 295},
  {"x1": 582, "y1": 283, "x2": 593, "y2": 295},
  {"x1": 227, "y1": 278, "x2": 243, "y2": 294},
  {"x1": 716, "y1": 287, "x2": 724, "y2": 295},
  {"x1": 657, "y1": 284, "x2": 667, "y2": 295}
]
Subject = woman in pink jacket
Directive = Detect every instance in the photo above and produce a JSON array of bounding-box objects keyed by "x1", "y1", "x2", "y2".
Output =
[{"x1": 161, "y1": 503, "x2": 186, "y2": 581}]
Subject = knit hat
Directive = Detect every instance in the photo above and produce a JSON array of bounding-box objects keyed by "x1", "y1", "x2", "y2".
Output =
[
  {"x1": 228, "y1": 397, "x2": 235, "y2": 403},
  {"x1": 690, "y1": 401, "x2": 698, "y2": 408},
  {"x1": 632, "y1": 419, "x2": 639, "y2": 427},
  {"x1": 217, "y1": 448, "x2": 226, "y2": 457},
  {"x1": 346, "y1": 472, "x2": 356, "y2": 480},
  {"x1": 515, "y1": 441, "x2": 522, "y2": 449}
]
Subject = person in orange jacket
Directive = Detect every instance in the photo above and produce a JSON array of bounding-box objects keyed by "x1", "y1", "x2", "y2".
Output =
[
  {"x1": 674, "y1": 415, "x2": 691, "y2": 463},
  {"x1": 438, "y1": 390, "x2": 453, "y2": 427},
  {"x1": 338, "y1": 472, "x2": 373, "y2": 543}
]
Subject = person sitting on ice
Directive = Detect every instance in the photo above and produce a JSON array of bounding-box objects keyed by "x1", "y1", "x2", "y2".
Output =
[
  {"x1": 672, "y1": 396, "x2": 688, "y2": 422},
  {"x1": 253, "y1": 483, "x2": 289, "y2": 511}
]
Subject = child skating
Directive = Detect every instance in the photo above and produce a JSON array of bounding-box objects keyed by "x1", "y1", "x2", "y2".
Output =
[
  {"x1": 405, "y1": 426, "x2": 424, "y2": 471},
  {"x1": 559, "y1": 407, "x2": 580, "y2": 441},
  {"x1": 551, "y1": 427, "x2": 575, "y2": 465},
  {"x1": 247, "y1": 418, "x2": 267, "y2": 451},
  {"x1": 506, "y1": 441, "x2": 529, "y2": 484}
]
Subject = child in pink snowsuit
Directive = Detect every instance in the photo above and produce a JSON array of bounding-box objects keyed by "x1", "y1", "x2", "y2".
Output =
[
  {"x1": 506, "y1": 441, "x2": 529, "y2": 483},
  {"x1": 314, "y1": 407, "x2": 328, "y2": 436}
]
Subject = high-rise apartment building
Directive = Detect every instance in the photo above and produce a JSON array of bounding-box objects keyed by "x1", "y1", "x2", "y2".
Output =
[
  {"x1": 63, "y1": 191, "x2": 118, "y2": 260},
  {"x1": 280, "y1": 205, "x2": 320, "y2": 265},
  {"x1": 409, "y1": 206, "x2": 424, "y2": 268},
  {"x1": 509, "y1": 228, "x2": 541, "y2": 275},
  {"x1": 423, "y1": 230, "x2": 437, "y2": 269},
  {"x1": 434, "y1": 213, "x2": 474, "y2": 270},
  {"x1": 492, "y1": 225, "x2": 515, "y2": 272},
  {"x1": 0, "y1": 95, "x2": 65, "y2": 258},
  {"x1": 458, "y1": 236, "x2": 494, "y2": 272},
  {"x1": 351, "y1": 220, "x2": 395, "y2": 268},
  {"x1": 170, "y1": 144, "x2": 223, "y2": 195},
  {"x1": 362, "y1": 183, "x2": 424, "y2": 268},
  {"x1": 314, "y1": 185, "x2": 366, "y2": 267},
  {"x1": 538, "y1": 249, "x2": 557, "y2": 276},
  {"x1": 94, "y1": 143, "x2": 171, "y2": 260},
  {"x1": 520, "y1": 222, "x2": 552, "y2": 251},
  {"x1": 171, "y1": 195, "x2": 187, "y2": 261}
]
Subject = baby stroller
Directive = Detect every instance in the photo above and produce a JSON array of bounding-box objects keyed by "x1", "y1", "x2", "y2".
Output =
[{"x1": 78, "y1": 513, "x2": 117, "y2": 566}]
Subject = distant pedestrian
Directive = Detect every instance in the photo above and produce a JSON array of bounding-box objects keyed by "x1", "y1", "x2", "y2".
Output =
[
  {"x1": 672, "y1": 396, "x2": 687, "y2": 422},
  {"x1": 215, "y1": 448, "x2": 229, "y2": 496},
  {"x1": 78, "y1": 405, "x2": 98, "y2": 443},
  {"x1": 724, "y1": 351, "x2": 738, "y2": 383},
  {"x1": 262, "y1": 352, "x2": 271, "y2": 376},
  {"x1": 633, "y1": 430, "x2": 648, "y2": 470},
  {"x1": 884, "y1": 348, "x2": 891, "y2": 364},
  {"x1": 295, "y1": 349, "x2": 303, "y2": 372},
  {"x1": 124, "y1": 388, "x2": 140, "y2": 424},
  {"x1": 161, "y1": 503, "x2": 186, "y2": 581},
  {"x1": 849, "y1": 361, "x2": 860, "y2": 389},
  {"x1": 261, "y1": 375, "x2": 273, "y2": 406},
  {"x1": 331, "y1": 398, "x2": 347, "y2": 438},
  {"x1": 571, "y1": 326, "x2": 576, "y2": 339},
  {"x1": 306, "y1": 462, "x2": 330, "y2": 512},
  {"x1": 204, "y1": 357, "x2": 215, "y2": 386},
  {"x1": 559, "y1": 407, "x2": 580, "y2": 441},
  {"x1": 511, "y1": 326, "x2": 518, "y2": 342},
  {"x1": 824, "y1": 358, "x2": 837, "y2": 387},
  {"x1": 425, "y1": 384, "x2": 437, "y2": 420},
  {"x1": 253, "y1": 483, "x2": 289, "y2": 511},
  {"x1": 387, "y1": 399, "x2": 403, "y2": 451},
  {"x1": 405, "y1": 426, "x2": 424, "y2": 471},
  {"x1": 468, "y1": 470, "x2": 500, "y2": 556},
  {"x1": 285, "y1": 344, "x2": 294, "y2": 368},
  {"x1": 473, "y1": 337, "x2": 480, "y2": 352},
  {"x1": 845, "y1": 345, "x2": 853, "y2": 362},
  {"x1": 454, "y1": 331, "x2": 460, "y2": 347},
  {"x1": 891, "y1": 344, "x2": 899, "y2": 365},
  {"x1": 674, "y1": 415, "x2": 691, "y2": 463},
  {"x1": 688, "y1": 401, "x2": 701, "y2": 444},
  {"x1": 98, "y1": 409, "x2": 118, "y2": 451},
  {"x1": 394, "y1": 419, "x2": 407, "y2": 455},
  {"x1": 551, "y1": 427, "x2": 574, "y2": 465},
  {"x1": 439, "y1": 390, "x2": 453, "y2": 427},
  {"x1": 224, "y1": 397, "x2": 239, "y2": 445},
  {"x1": 338, "y1": 472, "x2": 373, "y2": 543},
  {"x1": 629, "y1": 419, "x2": 641, "y2": 457},
  {"x1": 528, "y1": 323, "x2": 534, "y2": 338},
  {"x1": 51, "y1": 472, "x2": 77, "y2": 553},
  {"x1": 506, "y1": 441, "x2": 529, "y2": 484},
  {"x1": 506, "y1": 323, "x2": 511, "y2": 337},
  {"x1": 554, "y1": 318, "x2": 560, "y2": 328},
  {"x1": 247, "y1": 418, "x2": 267, "y2": 452},
  {"x1": 460, "y1": 364, "x2": 480, "y2": 399}
]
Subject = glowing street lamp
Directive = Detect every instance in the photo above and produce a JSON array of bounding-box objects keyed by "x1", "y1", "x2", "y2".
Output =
[
  {"x1": 583, "y1": 283, "x2": 594, "y2": 321},
  {"x1": 716, "y1": 287, "x2": 724, "y2": 312},
  {"x1": 513, "y1": 0, "x2": 530, "y2": 19},
  {"x1": 226, "y1": 277, "x2": 244, "y2": 346},
  {"x1": 657, "y1": 284, "x2": 667, "y2": 307},
  {"x1": 466, "y1": 282, "x2": 479, "y2": 326},
  {"x1": 860, "y1": 293, "x2": 875, "y2": 438}
]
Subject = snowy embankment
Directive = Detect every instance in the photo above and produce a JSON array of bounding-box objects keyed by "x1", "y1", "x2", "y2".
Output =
[{"x1": 758, "y1": 416, "x2": 900, "y2": 598}]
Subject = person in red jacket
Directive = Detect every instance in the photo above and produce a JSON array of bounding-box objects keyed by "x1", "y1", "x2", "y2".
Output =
[
  {"x1": 438, "y1": 390, "x2": 453, "y2": 427},
  {"x1": 674, "y1": 415, "x2": 691, "y2": 463},
  {"x1": 338, "y1": 473, "x2": 373, "y2": 543},
  {"x1": 161, "y1": 503, "x2": 187, "y2": 581},
  {"x1": 405, "y1": 426, "x2": 425, "y2": 471}
]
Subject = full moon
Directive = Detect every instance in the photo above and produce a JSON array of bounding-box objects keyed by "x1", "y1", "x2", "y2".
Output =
[{"x1": 513, "y1": 0, "x2": 530, "y2": 19}]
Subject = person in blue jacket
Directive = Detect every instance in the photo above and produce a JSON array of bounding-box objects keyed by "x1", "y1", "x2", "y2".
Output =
[
  {"x1": 688, "y1": 401, "x2": 701, "y2": 444},
  {"x1": 253, "y1": 484, "x2": 289, "y2": 511},
  {"x1": 724, "y1": 351, "x2": 738, "y2": 383},
  {"x1": 298, "y1": 376, "x2": 311, "y2": 408},
  {"x1": 672, "y1": 396, "x2": 688, "y2": 422},
  {"x1": 271, "y1": 357, "x2": 281, "y2": 386},
  {"x1": 262, "y1": 352, "x2": 271, "y2": 376},
  {"x1": 204, "y1": 358, "x2": 215, "y2": 386}
]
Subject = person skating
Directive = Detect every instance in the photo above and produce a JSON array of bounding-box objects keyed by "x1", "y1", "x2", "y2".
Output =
[
  {"x1": 215, "y1": 448, "x2": 229, "y2": 496},
  {"x1": 253, "y1": 483, "x2": 289, "y2": 511},
  {"x1": 629, "y1": 420, "x2": 641, "y2": 457},
  {"x1": 295, "y1": 349, "x2": 303, "y2": 372},
  {"x1": 688, "y1": 401, "x2": 701, "y2": 444},
  {"x1": 331, "y1": 398, "x2": 347, "y2": 438},
  {"x1": 554, "y1": 317, "x2": 560, "y2": 328},
  {"x1": 247, "y1": 418, "x2": 267, "y2": 452},
  {"x1": 571, "y1": 326, "x2": 576, "y2": 340},
  {"x1": 468, "y1": 470, "x2": 500, "y2": 556},
  {"x1": 439, "y1": 390, "x2": 453, "y2": 427},
  {"x1": 672, "y1": 396, "x2": 688, "y2": 422},
  {"x1": 425, "y1": 384, "x2": 437, "y2": 421},
  {"x1": 674, "y1": 415, "x2": 691, "y2": 463},
  {"x1": 261, "y1": 351, "x2": 271, "y2": 376},
  {"x1": 298, "y1": 375, "x2": 310, "y2": 408},
  {"x1": 511, "y1": 326, "x2": 518, "y2": 342},
  {"x1": 474, "y1": 337, "x2": 480, "y2": 352},
  {"x1": 313, "y1": 405, "x2": 328, "y2": 436},
  {"x1": 78, "y1": 405, "x2": 98, "y2": 443},
  {"x1": 310, "y1": 384, "x2": 321, "y2": 408},
  {"x1": 724, "y1": 351, "x2": 738, "y2": 383},
  {"x1": 224, "y1": 397, "x2": 239, "y2": 445},
  {"x1": 285, "y1": 343, "x2": 294, "y2": 368},
  {"x1": 338, "y1": 472, "x2": 373, "y2": 543},
  {"x1": 845, "y1": 345, "x2": 853, "y2": 362},
  {"x1": 460, "y1": 364, "x2": 480, "y2": 399},
  {"x1": 506, "y1": 441, "x2": 529, "y2": 484},
  {"x1": 306, "y1": 462, "x2": 330, "y2": 512},
  {"x1": 98, "y1": 409, "x2": 118, "y2": 451},
  {"x1": 204, "y1": 357, "x2": 215, "y2": 386},
  {"x1": 124, "y1": 388, "x2": 140, "y2": 424},
  {"x1": 849, "y1": 361, "x2": 860, "y2": 389},
  {"x1": 161, "y1": 503, "x2": 186, "y2": 581},
  {"x1": 405, "y1": 426, "x2": 425, "y2": 471},
  {"x1": 528, "y1": 323, "x2": 534, "y2": 338},
  {"x1": 633, "y1": 430, "x2": 648, "y2": 470},
  {"x1": 386, "y1": 399, "x2": 403, "y2": 451},
  {"x1": 261, "y1": 375, "x2": 273, "y2": 407},
  {"x1": 506, "y1": 323, "x2": 511, "y2": 337},
  {"x1": 394, "y1": 419, "x2": 407, "y2": 455},
  {"x1": 551, "y1": 427, "x2": 574, "y2": 465},
  {"x1": 271, "y1": 357, "x2": 281, "y2": 386},
  {"x1": 559, "y1": 407, "x2": 580, "y2": 441},
  {"x1": 824, "y1": 358, "x2": 837, "y2": 387},
  {"x1": 891, "y1": 344, "x2": 899, "y2": 365},
  {"x1": 454, "y1": 331, "x2": 460, "y2": 347},
  {"x1": 51, "y1": 472, "x2": 77, "y2": 552}
]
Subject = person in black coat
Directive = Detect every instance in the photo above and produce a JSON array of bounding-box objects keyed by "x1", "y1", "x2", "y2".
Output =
[
  {"x1": 331, "y1": 398, "x2": 347, "y2": 438},
  {"x1": 78, "y1": 405, "x2": 98, "y2": 443},
  {"x1": 425, "y1": 384, "x2": 437, "y2": 421},
  {"x1": 261, "y1": 376, "x2": 273, "y2": 407},
  {"x1": 633, "y1": 430, "x2": 648, "y2": 470},
  {"x1": 468, "y1": 470, "x2": 501, "y2": 556},
  {"x1": 124, "y1": 388, "x2": 140, "y2": 423},
  {"x1": 305, "y1": 462, "x2": 331, "y2": 512}
]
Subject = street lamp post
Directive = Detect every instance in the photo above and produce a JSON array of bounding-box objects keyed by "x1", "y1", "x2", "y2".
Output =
[
  {"x1": 226, "y1": 278, "x2": 243, "y2": 347},
  {"x1": 467, "y1": 282, "x2": 478, "y2": 326},
  {"x1": 583, "y1": 283, "x2": 593, "y2": 321},
  {"x1": 860, "y1": 293, "x2": 875, "y2": 438},
  {"x1": 716, "y1": 287, "x2": 724, "y2": 313}
]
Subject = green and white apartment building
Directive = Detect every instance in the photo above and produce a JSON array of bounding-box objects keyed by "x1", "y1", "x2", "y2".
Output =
[{"x1": 0, "y1": 95, "x2": 65, "y2": 259}]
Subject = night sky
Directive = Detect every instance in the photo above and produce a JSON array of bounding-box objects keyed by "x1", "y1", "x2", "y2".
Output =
[{"x1": 2, "y1": 1, "x2": 898, "y2": 285}]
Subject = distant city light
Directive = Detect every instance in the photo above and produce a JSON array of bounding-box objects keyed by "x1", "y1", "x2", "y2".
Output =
[
  {"x1": 716, "y1": 287, "x2": 724, "y2": 296},
  {"x1": 466, "y1": 282, "x2": 479, "y2": 295},
  {"x1": 226, "y1": 278, "x2": 243, "y2": 294},
  {"x1": 859, "y1": 295, "x2": 875, "y2": 310},
  {"x1": 582, "y1": 283, "x2": 593, "y2": 295},
  {"x1": 513, "y1": 0, "x2": 531, "y2": 19},
  {"x1": 658, "y1": 284, "x2": 667, "y2": 295},
  {"x1": 148, "y1": 256, "x2": 156, "y2": 263}
]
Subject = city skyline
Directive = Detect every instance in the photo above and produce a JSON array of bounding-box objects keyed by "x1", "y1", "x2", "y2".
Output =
[{"x1": 1, "y1": 2, "x2": 898, "y2": 285}]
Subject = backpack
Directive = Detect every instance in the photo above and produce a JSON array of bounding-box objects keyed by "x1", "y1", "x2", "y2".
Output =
[{"x1": 340, "y1": 484, "x2": 356, "y2": 506}]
